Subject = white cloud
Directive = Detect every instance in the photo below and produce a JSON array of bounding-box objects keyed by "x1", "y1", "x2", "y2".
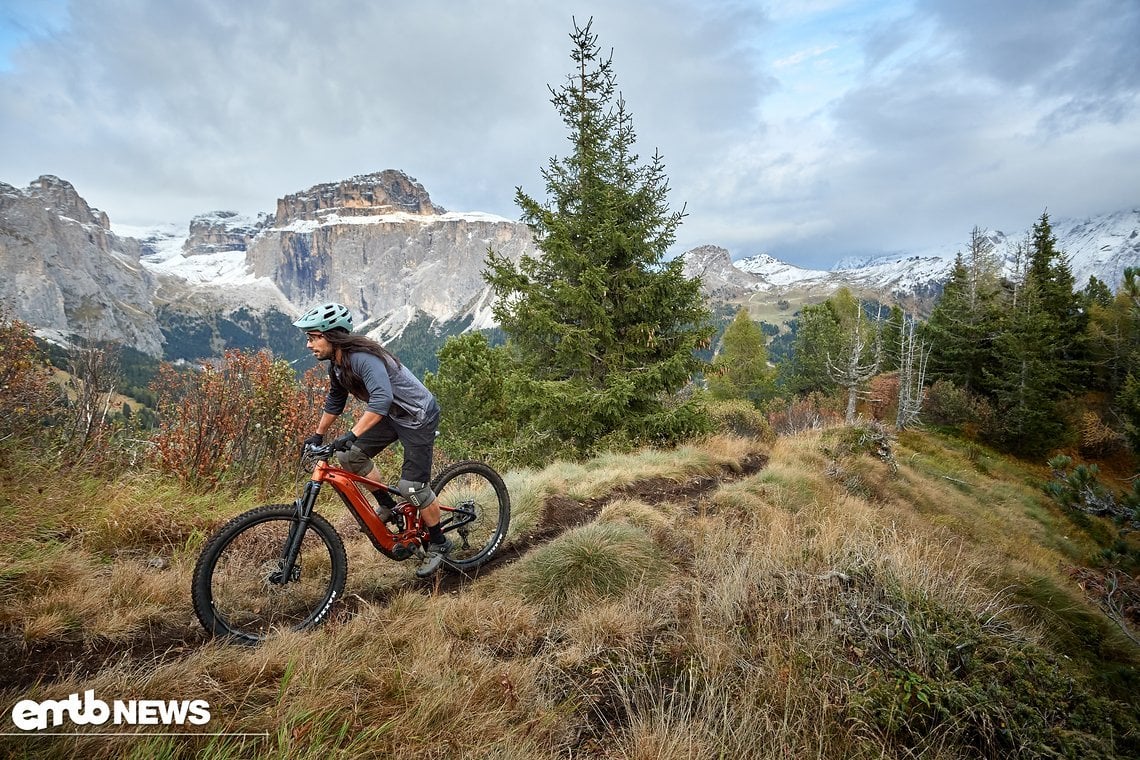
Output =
[{"x1": 0, "y1": 0, "x2": 1136, "y2": 269}]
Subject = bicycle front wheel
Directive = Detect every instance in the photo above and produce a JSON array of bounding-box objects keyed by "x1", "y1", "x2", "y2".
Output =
[
  {"x1": 432, "y1": 460, "x2": 510, "y2": 573},
  {"x1": 191, "y1": 504, "x2": 347, "y2": 643}
]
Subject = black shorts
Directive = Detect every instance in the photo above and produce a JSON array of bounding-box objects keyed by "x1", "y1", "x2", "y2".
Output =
[{"x1": 354, "y1": 407, "x2": 439, "y2": 484}]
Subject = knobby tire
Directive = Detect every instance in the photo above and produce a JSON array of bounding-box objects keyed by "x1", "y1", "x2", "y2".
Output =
[
  {"x1": 191, "y1": 504, "x2": 347, "y2": 643},
  {"x1": 432, "y1": 460, "x2": 511, "y2": 573}
]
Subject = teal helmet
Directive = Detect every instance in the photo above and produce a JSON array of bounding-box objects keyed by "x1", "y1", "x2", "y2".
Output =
[{"x1": 293, "y1": 302, "x2": 353, "y2": 333}]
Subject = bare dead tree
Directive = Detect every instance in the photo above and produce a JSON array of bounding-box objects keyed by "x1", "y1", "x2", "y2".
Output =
[
  {"x1": 828, "y1": 303, "x2": 883, "y2": 423},
  {"x1": 896, "y1": 314, "x2": 931, "y2": 429},
  {"x1": 66, "y1": 339, "x2": 120, "y2": 453}
]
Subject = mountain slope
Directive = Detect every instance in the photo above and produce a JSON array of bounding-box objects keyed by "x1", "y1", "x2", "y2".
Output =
[
  {"x1": 0, "y1": 427, "x2": 1135, "y2": 757},
  {"x1": 4, "y1": 169, "x2": 1136, "y2": 362},
  {"x1": 0, "y1": 176, "x2": 165, "y2": 354}
]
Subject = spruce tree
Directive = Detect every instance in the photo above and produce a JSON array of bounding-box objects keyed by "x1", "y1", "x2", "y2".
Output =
[
  {"x1": 708, "y1": 308, "x2": 775, "y2": 407},
  {"x1": 984, "y1": 212, "x2": 1084, "y2": 454},
  {"x1": 879, "y1": 304, "x2": 905, "y2": 373},
  {"x1": 483, "y1": 19, "x2": 712, "y2": 456},
  {"x1": 924, "y1": 227, "x2": 1004, "y2": 395},
  {"x1": 777, "y1": 290, "x2": 850, "y2": 395},
  {"x1": 1086, "y1": 273, "x2": 1137, "y2": 394}
]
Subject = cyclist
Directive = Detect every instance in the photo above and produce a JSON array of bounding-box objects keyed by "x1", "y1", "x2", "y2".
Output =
[{"x1": 294, "y1": 301, "x2": 451, "y2": 577}]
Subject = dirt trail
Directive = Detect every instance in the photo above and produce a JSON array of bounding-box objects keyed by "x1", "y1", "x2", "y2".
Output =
[
  {"x1": 433, "y1": 451, "x2": 768, "y2": 593},
  {"x1": 1, "y1": 453, "x2": 767, "y2": 689}
]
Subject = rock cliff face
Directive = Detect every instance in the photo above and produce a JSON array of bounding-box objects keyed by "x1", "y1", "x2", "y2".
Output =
[
  {"x1": 681, "y1": 245, "x2": 767, "y2": 300},
  {"x1": 0, "y1": 170, "x2": 535, "y2": 360},
  {"x1": 184, "y1": 211, "x2": 268, "y2": 256},
  {"x1": 0, "y1": 176, "x2": 164, "y2": 354},
  {"x1": 274, "y1": 170, "x2": 444, "y2": 224},
  {"x1": 248, "y1": 172, "x2": 533, "y2": 339}
]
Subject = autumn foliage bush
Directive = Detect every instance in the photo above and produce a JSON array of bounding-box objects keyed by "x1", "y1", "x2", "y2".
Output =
[
  {"x1": 767, "y1": 391, "x2": 843, "y2": 435},
  {"x1": 149, "y1": 349, "x2": 328, "y2": 493},
  {"x1": 0, "y1": 310, "x2": 60, "y2": 455}
]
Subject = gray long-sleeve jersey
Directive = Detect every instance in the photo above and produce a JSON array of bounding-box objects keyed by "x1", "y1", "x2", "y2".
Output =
[{"x1": 323, "y1": 351, "x2": 439, "y2": 429}]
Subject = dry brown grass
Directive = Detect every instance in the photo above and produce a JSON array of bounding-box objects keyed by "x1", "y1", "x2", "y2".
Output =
[{"x1": 2, "y1": 428, "x2": 1136, "y2": 759}]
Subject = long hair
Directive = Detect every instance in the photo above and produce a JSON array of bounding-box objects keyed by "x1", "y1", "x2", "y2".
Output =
[{"x1": 321, "y1": 329, "x2": 402, "y2": 399}]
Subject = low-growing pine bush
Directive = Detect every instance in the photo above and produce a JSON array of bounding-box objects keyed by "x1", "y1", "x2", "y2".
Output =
[{"x1": 704, "y1": 398, "x2": 775, "y2": 441}]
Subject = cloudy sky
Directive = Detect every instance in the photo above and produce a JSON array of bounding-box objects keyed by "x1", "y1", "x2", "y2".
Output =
[{"x1": 1, "y1": 0, "x2": 1137, "y2": 269}]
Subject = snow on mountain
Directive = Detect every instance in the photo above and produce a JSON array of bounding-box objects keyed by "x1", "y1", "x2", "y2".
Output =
[
  {"x1": 734, "y1": 253, "x2": 830, "y2": 286},
  {"x1": 111, "y1": 219, "x2": 291, "y2": 312},
  {"x1": 273, "y1": 209, "x2": 513, "y2": 235},
  {"x1": 1049, "y1": 209, "x2": 1140, "y2": 291},
  {"x1": 112, "y1": 221, "x2": 260, "y2": 286},
  {"x1": 692, "y1": 209, "x2": 1140, "y2": 302},
  {"x1": 111, "y1": 221, "x2": 187, "y2": 261}
]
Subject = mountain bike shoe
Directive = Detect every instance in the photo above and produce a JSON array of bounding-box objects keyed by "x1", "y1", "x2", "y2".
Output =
[{"x1": 415, "y1": 537, "x2": 454, "y2": 578}]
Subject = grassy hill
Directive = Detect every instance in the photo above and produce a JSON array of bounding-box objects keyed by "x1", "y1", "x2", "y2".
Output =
[{"x1": 1, "y1": 426, "x2": 1137, "y2": 758}]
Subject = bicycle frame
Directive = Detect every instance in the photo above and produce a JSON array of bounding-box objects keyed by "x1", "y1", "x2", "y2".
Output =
[
  {"x1": 279, "y1": 445, "x2": 480, "y2": 580},
  {"x1": 294, "y1": 457, "x2": 423, "y2": 562}
]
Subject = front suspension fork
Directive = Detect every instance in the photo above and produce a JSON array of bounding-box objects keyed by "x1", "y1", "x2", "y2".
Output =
[{"x1": 271, "y1": 480, "x2": 321, "y2": 584}]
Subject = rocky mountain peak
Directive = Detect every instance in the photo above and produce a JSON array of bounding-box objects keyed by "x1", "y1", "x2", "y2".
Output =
[
  {"x1": 681, "y1": 244, "x2": 766, "y2": 300},
  {"x1": 681, "y1": 244, "x2": 734, "y2": 271},
  {"x1": 184, "y1": 210, "x2": 269, "y2": 256},
  {"x1": 274, "y1": 169, "x2": 444, "y2": 225},
  {"x1": 0, "y1": 176, "x2": 162, "y2": 353},
  {"x1": 27, "y1": 175, "x2": 110, "y2": 229}
]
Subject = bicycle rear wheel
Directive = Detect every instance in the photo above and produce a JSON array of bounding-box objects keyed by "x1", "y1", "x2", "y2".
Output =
[
  {"x1": 432, "y1": 460, "x2": 510, "y2": 573},
  {"x1": 191, "y1": 504, "x2": 347, "y2": 643}
]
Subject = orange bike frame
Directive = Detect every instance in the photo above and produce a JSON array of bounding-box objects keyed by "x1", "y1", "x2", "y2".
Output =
[{"x1": 306, "y1": 459, "x2": 424, "y2": 559}]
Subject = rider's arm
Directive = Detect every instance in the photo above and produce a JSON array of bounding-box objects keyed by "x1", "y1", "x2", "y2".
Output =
[
  {"x1": 349, "y1": 410, "x2": 384, "y2": 437},
  {"x1": 314, "y1": 411, "x2": 340, "y2": 437}
]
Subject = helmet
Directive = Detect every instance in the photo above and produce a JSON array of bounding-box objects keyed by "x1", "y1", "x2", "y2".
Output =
[{"x1": 293, "y1": 302, "x2": 353, "y2": 333}]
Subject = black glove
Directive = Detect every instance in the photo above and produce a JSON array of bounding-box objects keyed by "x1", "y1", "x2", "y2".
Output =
[
  {"x1": 331, "y1": 431, "x2": 358, "y2": 452},
  {"x1": 302, "y1": 432, "x2": 324, "y2": 449}
]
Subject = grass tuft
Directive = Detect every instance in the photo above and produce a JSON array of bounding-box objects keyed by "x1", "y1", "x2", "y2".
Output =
[{"x1": 516, "y1": 522, "x2": 669, "y2": 615}]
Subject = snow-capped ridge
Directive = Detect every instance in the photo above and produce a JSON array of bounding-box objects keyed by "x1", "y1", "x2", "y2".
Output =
[{"x1": 686, "y1": 208, "x2": 1140, "y2": 301}]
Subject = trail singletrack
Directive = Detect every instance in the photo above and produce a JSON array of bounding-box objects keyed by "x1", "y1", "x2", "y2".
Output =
[{"x1": 1, "y1": 453, "x2": 768, "y2": 689}]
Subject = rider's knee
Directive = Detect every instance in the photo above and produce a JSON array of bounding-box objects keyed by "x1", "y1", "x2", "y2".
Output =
[
  {"x1": 398, "y1": 479, "x2": 436, "y2": 509},
  {"x1": 338, "y1": 446, "x2": 372, "y2": 475}
]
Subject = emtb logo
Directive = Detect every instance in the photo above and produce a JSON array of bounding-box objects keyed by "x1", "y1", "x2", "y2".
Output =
[{"x1": 11, "y1": 690, "x2": 211, "y2": 731}]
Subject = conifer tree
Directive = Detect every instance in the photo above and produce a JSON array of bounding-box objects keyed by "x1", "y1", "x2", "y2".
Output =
[
  {"x1": 879, "y1": 304, "x2": 905, "y2": 373},
  {"x1": 708, "y1": 308, "x2": 774, "y2": 407},
  {"x1": 424, "y1": 333, "x2": 516, "y2": 463},
  {"x1": 924, "y1": 227, "x2": 1003, "y2": 394},
  {"x1": 1086, "y1": 272, "x2": 1137, "y2": 394},
  {"x1": 984, "y1": 212, "x2": 1084, "y2": 454},
  {"x1": 1024, "y1": 211, "x2": 1088, "y2": 393},
  {"x1": 483, "y1": 19, "x2": 712, "y2": 456},
  {"x1": 778, "y1": 296, "x2": 845, "y2": 395}
]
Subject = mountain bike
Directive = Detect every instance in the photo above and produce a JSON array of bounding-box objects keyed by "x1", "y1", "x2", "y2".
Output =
[{"x1": 191, "y1": 442, "x2": 510, "y2": 643}]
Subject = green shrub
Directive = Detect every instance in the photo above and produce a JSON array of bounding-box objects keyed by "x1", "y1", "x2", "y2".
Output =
[
  {"x1": 924, "y1": 379, "x2": 994, "y2": 438},
  {"x1": 704, "y1": 398, "x2": 775, "y2": 441},
  {"x1": 847, "y1": 582, "x2": 1140, "y2": 759}
]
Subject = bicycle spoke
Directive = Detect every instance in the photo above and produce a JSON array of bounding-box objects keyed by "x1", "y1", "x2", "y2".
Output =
[
  {"x1": 193, "y1": 506, "x2": 346, "y2": 642},
  {"x1": 431, "y1": 462, "x2": 510, "y2": 571}
]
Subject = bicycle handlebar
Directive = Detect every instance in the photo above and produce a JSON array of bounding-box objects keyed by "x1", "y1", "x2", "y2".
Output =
[{"x1": 303, "y1": 442, "x2": 338, "y2": 460}]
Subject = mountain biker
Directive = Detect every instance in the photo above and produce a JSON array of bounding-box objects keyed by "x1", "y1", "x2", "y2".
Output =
[{"x1": 293, "y1": 301, "x2": 451, "y2": 577}]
